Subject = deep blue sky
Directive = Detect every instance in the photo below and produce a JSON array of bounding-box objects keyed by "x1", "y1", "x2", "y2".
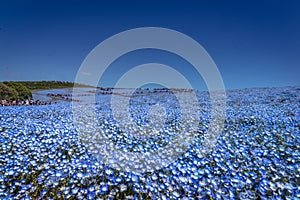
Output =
[{"x1": 0, "y1": 0, "x2": 299, "y2": 90}]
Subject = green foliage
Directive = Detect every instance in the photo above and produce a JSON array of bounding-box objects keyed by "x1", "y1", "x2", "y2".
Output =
[
  {"x1": 3, "y1": 81, "x2": 32, "y2": 99},
  {"x1": 0, "y1": 81, "x2": 92, "y2": 101},
  {"x1": 18, "y1": 81, "x2": 90, "y2": 90},
  {"x1": 0, "y1": 83, "x2": 18, "y2": 100}
]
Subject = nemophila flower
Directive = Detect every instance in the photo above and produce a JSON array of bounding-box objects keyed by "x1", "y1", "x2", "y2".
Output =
[{"x1": 0, "y1": 87, "x2": 299, "y2": 198}]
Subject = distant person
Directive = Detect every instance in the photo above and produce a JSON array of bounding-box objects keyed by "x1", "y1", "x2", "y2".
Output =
[{"x1": 2, "y1": 99, "x2": 7, "y2": 106}]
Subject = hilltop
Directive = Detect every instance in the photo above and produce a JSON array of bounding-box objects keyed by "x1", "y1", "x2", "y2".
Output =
[
  {"x1": 0, "y1": 81, "x2": 91, "y2": 101},
  {"x1": 17, "y1": 81, "x2": 91, "y2": 90}
]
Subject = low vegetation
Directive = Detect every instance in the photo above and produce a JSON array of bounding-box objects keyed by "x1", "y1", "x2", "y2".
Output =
[
  {"x1": 17, "y1": 81, "x2": 90, "y2": 90},
  {"x1": 0, "y1": 83, "x2": 19, "y2": 100},
  {"x1": 2, "y1": 82, "x2": 32, "y2": 100},
  {"x1": 0, "y1": 81, "x2": 91, "y2": 101}
]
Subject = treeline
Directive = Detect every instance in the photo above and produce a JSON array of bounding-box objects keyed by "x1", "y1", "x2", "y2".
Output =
[
  {"x1": 18, "y1": 81, "x2": 89, "y2": 90},
  {"x1": 0, "y1": 82, "x2": 32, "y2": 100},
  {"x1": 0, "y1": 81, "x2": 92, "y2": 101}
]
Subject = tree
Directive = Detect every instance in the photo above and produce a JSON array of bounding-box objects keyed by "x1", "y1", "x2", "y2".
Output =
[
  {"x1": 3, "y1": 82, "x2": 32, "y2": 100},
  {"x1": 0, "y1": 83, "x2": 18, "y2": 100}
]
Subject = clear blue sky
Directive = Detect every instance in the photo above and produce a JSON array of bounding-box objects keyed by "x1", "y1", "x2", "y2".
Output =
[{"x1": 0, "y1": 0, "x2": 299, "y2": 90}]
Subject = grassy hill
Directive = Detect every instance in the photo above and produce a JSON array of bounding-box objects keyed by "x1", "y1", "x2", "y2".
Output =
[
  {"x1": 0, "y1": 81, "x2": 92, "y2": 101},
  {"x1": 3, "y1": 82, "x2": 32, "y2": 99},
  {"x1": 17, "y1": 81, "x2": 90, "y2": 90},
  {"x1": 0, "y1": 83, "x2": 19, "y2": 100}
]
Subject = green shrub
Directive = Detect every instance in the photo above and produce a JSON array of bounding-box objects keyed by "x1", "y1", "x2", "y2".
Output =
[
  {"x1": 3, "y1": 82, "x2": 32, "y2": 100},
  {"x1": 0, "y1": 81, "x2": 90, "y2": 101},
  {"x1": 0, "y1": 83, "x2": 18, "y2": 100}
]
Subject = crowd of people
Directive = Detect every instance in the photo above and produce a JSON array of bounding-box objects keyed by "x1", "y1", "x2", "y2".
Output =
[
  {"x1": 46, "y1": 93, "x2": 81, "y2": 102},
  {"x1": 0, "y1": 99, "x2": 52, "y2": 106}
]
